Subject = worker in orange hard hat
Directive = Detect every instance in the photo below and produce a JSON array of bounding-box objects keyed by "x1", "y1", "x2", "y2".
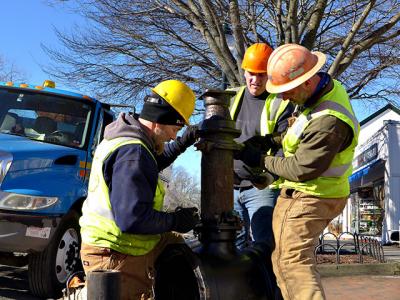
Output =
[
  {"x1": 240, "y1": 43, "x2": 272, "y2": 95},
  {"x1": 80, "y1": 79, "x2": 200, "y2": 299},
  {"x1": 235, "y1": 44, "x2": 359, "y2": 300},
  {"x1": 229, "y1": 43, "x2": 294, "y2": 297}
]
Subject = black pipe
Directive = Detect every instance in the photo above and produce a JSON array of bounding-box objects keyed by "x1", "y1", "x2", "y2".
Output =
[
  {"x1": 87, "y1": 269, "x2": 121, "y2": 300},
  {"x1": 195, "y1": 89, "x2": 241, "y2": 256},
  {"x1": 154, "y1": 89, "x2": 275, "y2": 300}
]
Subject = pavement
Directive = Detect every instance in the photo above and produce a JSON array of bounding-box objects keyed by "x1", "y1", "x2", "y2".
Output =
[
  {"x1": 322, "y1": 275, "x2": 400, "y2": 300},
  {"x1": 320, "y1": 244, "x2": 400, "y2": 300},
  {"x1": 0, "y1": 244, "x2": 399, "y2": 299}
]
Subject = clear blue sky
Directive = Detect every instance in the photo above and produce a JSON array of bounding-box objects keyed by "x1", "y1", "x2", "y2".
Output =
[
  {"x1": 0, "y1": 0, "x2": 386, "y2": 180},
  {"x1": 0, "y1": 0, "x2": 202, "y2": 178},
  {"x1": 0, "y1": 0, "x2": 83, "y2": 90}
]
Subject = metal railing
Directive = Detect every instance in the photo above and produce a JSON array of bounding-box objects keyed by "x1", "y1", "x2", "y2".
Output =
[{"x1": 315, "y1": 231, "x2": 385, "y2": 264}]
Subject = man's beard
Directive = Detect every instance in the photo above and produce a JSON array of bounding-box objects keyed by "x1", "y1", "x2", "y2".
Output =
[{"x1": 152, "y1": 127, "x2": 165, "y2": 155}]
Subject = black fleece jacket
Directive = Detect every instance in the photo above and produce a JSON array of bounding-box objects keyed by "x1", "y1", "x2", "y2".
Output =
[{"x1": 102, "y1": 112, "x2": 187, "y2": 234}]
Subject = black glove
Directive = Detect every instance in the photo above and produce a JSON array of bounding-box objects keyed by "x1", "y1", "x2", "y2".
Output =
[
  {"x1": 234, "y1": 142, "x2": 264, "y2": 168},
  {"x1": 243, "y1": 165, "x2": 278, "y2": 190},
  {"x1": 242, "y1": 134, "x2": 276, "y2": 152},
  {"x1": 173, "y1": 207, "x2": 200, "y2": 233},
  {"x1": 176, "y1": 125, "x2": 198, "y2": 149}
]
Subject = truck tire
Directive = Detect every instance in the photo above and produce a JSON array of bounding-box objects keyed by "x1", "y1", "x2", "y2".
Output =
[{"x1": 28, "y1": 210, "x2": 83, "y2": 298}]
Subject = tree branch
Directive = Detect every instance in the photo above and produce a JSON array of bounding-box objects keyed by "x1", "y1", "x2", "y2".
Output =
[
  {"x1": 335, "y1": 10, "x2": 400, "y2": 76},
  {"x1": 328, "y1": 0, "x2": 376, "y2": 76},
  {"x1": 301, "y1": 0, "x2": 328, "y2": 49}
]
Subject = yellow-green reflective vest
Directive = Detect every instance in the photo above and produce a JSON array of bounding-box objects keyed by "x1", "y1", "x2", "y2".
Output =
[
  {"x1": 281, "y1": 80, "x2": 360, "y2": 198},
  {"x1": 229, "y1": 86, "x2": 289, "y2": 188},
  {"x1": 229, "y1": 86, "x2": 289, "y2": 136},
  {"x1": 80, "y1": 137, "x2": 165, "y2": 256}
]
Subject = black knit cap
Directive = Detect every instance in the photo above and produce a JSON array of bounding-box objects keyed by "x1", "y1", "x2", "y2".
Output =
[{"x1": 139, "y1": 93, "x2": 186, "y2": 126}]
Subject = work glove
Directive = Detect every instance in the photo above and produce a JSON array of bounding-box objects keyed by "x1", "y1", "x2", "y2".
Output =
[
  {"x1": 173, "y1": 207, "x2": 200, "y2": 233},
  {"x1": 234, "y1": 142, "x2": 265, "y2": 168},
  {"x1": 243, "y1": 165, "x2": 278, "y2": 190},
  {"x1": 234, "y1": 134, "x2": 280, "y2": 168},
  {"x1": 176, "y1": 125, "x2": 198, "y2": 150},
  {"x1": 243, "y1": 134, "x2": 276, "y2": 153}
]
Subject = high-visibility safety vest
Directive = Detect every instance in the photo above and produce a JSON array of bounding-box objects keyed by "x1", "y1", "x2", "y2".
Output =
[
  {"x1": 281, "y1": 80, "x2": 360, "y2": 198},
  {"x1": 229, "y1": 86, "x2": 289, "y2": 136},
  {"x1": 80, "y1": 137, "x2": 164, "y2": 256},
  {"x1": 229, "y1": 86, "x2": 289, "y2": 189}
]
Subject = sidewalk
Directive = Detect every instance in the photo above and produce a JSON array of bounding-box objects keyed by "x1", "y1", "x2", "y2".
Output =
[
  {"x1": 322, "y1": 275, "x2": 400, "y2": 300},
  {"x1": 319, "y1": 244, "x2": 400, "y2": 300}
]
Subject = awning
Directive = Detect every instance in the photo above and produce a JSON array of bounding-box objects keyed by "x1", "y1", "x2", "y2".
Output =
[{"x1": 349, "y1": 159, "x2": 386, "y2": 192}]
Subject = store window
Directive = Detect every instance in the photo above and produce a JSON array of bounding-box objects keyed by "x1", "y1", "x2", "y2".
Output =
[{"x1": 350, "y1": 182, "x2": 385, "y2": 236}]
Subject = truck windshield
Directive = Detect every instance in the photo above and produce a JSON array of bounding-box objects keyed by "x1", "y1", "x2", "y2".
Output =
[{"x1": 0, "y1": 89, "x2": 94, "y2": 149}]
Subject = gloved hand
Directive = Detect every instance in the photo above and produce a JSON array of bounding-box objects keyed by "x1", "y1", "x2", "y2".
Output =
[
  {"x1": 177, "y1": 125, "x2": 198, "y2": 149},
  {"x1": 243, "y1": 165, "x2": 278, "y2": 189},
  {"x1": 242, "y1": 134, "x2": 276, "y2": 152},
  {"x1": 234, "y1": 142, "x2": 265, "y2": 168},
  {"x1": 173, "y1": 207, "x2": 200, "y2": 233}
]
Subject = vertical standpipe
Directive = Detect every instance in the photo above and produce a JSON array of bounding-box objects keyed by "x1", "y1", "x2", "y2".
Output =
[
  {"x1": 199, "y1": 89, "x2": 239, "y2": 217},
  {"x1": 196, "y1": 90, "x2": 241, "y2": 252},
  {"x1": 154, "y1": 89, "x2": 274, "y2": 300}
]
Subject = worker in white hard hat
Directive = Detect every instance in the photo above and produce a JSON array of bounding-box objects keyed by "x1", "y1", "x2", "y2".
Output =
[{"x1": 236, "y1": 44, "x2": 360, "y2": 300}]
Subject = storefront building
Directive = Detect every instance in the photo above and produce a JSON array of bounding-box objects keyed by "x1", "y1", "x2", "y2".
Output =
[{"x1": 340, "y1": 104, "x2": 400, "y2": 244}]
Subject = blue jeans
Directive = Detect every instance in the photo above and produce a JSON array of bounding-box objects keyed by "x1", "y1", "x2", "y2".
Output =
[{"x1": 234, "y1": 186, "x2": 280, "y2": 251}]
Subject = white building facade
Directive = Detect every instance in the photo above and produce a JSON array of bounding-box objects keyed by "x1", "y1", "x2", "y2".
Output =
[{"x1": 341, "y1": 104, "x2": 400, "y2": 244}]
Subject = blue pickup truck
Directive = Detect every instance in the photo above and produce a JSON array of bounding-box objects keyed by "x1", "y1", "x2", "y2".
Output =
[{"x1": 0, "y1": 80, "x2": 114, "y2": 298}]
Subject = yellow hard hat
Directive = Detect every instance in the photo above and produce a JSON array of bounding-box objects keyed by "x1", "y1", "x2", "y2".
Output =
[
  {"x1": 266, "y1": 44, "x2": 326, "y2": 93},
  {"x1": 151, "y1": 80, "x2": 196, "y2": 125},
  {"x1": 241, "y1": 43, "x2": 274, "y2": 73}
]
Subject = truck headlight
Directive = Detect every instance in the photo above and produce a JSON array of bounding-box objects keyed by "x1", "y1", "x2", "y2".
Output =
[{"x1": 0, "y1": 191, "x2": 58, "y2": 210}]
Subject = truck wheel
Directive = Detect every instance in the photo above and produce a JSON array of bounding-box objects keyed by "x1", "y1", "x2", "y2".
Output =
[{"x1": 28, "y1": 210, "x2": 83, "y2": 298}]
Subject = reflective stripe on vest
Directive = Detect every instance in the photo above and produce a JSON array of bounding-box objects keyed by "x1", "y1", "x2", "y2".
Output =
[
  {"x1": 281, "y1": 80, "x2": 359, "y2": 198},
  {"x1": 80, "y1": 137, "x2": 164, "y2": 256}
]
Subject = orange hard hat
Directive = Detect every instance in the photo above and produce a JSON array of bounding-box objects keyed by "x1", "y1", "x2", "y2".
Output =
[
  {"x1": 266, "y1": 44, "x2": 326, "y2": 93},
  {"x1": 241, "y1": 43, "x2": 273, "y2": 73}
]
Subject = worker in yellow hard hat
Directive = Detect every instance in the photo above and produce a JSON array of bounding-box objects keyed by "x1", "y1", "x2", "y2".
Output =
[
  {"x1": 236, "y1": 44, "x2": 360, "y2": 300},
  {"x1": 79, "y1": 79, "x2": 200, "y2": 299},
  {"x1": 229, "y1": 43, "x2": 294, "y2": 297}
]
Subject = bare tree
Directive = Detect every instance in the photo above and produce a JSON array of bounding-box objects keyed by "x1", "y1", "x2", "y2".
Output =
[
  {"x1": 0, "y1": 55, "x2": 26, "y2": 82},
  {"x1": 163, "y1": 166, "x2": 200, "y2": 211},
  {"x1": 43, "y1": 0, "x2": 400, "y2": 107}
]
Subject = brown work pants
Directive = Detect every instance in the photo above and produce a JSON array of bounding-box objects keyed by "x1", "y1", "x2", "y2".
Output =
[
  {"x1": 80, "y1": 232, "x2": 184, "y2": 300},
  {"x1": 272, "y1": 188, "x2": 347, "y2": 300}
]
